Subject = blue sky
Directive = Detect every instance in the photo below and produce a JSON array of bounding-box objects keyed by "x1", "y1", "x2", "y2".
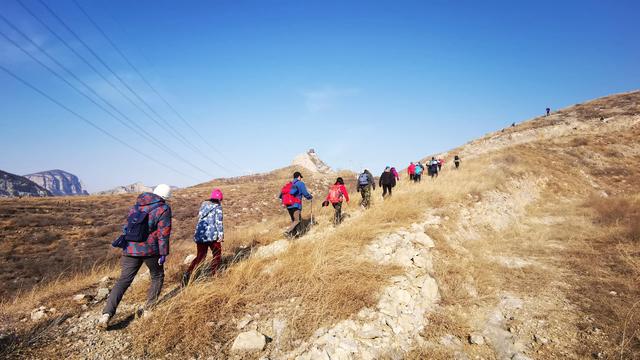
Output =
[{"x1": 1, "y1": 0, "x2": 638, "y2": 192}]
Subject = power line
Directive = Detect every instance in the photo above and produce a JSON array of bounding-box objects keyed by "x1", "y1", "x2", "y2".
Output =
[
  {"x1": 0, "y1": 18, "x2": 213, "y2": 178},
  {"x1": 35, "y1": 0, "x2": 233, "y2": 174},
  {"x1": 0, "y1": 63, "x2": 199, "y2": 181},
  {"x1": 71, "y1": 0, "x2": 244, "y2": 172}
]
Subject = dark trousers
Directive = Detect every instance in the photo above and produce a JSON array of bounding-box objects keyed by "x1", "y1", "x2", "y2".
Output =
[
  {"x1": 332, "y1": 202, "x2": 343, "y2": 225},
  {"x1": 409, "y1": 174, "x2": 414, "y2": 181},
  {"x1": 187, "y1": 242, "x2": 222, "y2": 274},
  {"x1": 454, "y1": 161, "x2": 460, "y2": 169},
  {"x1": 287, "y1": 208, "x2": 302, "y2": 235},
  {"x1": 414, "y1": 174, "x2": 421, "y2": 182},
  {"x1": 103, "y1": 255, "x2": 164, "y2": 316},
  {"x1": 382, "y1": 185, "x2": 393, "y2": 197}
]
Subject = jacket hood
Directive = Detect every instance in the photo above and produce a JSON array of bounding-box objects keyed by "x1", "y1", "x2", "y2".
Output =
[
  {"x1": 136, "y1": 192, "x2": 166, "y2": 206},
  {"x1": 200, "y1": 200, "x2": 221, "y2": 211}
]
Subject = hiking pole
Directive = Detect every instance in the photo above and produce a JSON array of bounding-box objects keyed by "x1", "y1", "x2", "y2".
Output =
[{"x1": 310, "y1": 198, "x2": 314, "y2": 228}]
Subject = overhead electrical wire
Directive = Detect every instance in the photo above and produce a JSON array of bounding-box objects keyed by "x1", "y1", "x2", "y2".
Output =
[
  {"x1": 34, "y1": 0, "x2": 234, "y2": 174},
  {"x1": 0, "y1": 21, "x2": 213, "y2": 178},
  {"x1": 71, "y1": 0, "x2": 245, "y2": 173},
  {"x1": 0, "y1": 63, "x2": 199, "y2": 181}
]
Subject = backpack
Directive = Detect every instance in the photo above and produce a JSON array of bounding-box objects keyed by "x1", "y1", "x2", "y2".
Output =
[
  {"x1": 281, "y1": 182, "x2": 301, "y2": 207},
  {"x1": 414, "y1": 165, "x2": 423, "y2": 175},
  {"x1": 124, "y1": 205, "x2": 150, "y2": 242},
  {"x1": 327, "y1": 184, "x2": 343, "y2": 204},
  {"x1": 194, "y1": 206, "x2": 216, "y2": 243},
  {"x1": 454, "y1": 155, "x2": 460, "y2": 161},
  {"x1": 358, "y1": 173, "x2": 369, "y2": 186}
]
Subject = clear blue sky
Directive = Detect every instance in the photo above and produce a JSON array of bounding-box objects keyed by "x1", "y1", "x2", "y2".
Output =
[{"x1": 1, "y1": 0, "x2": 638, "y2": 192}]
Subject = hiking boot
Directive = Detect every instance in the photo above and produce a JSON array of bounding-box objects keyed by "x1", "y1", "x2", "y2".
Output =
[
  {"x1": 97, "y1": 313, "x2": 111, "y2": 330},
  {"x1": 134, "y1": 305, "x2": 145, "y2": 319}
]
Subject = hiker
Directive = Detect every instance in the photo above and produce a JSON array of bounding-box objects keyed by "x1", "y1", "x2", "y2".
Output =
[
  {"x1": 413, "y1": 162, "x2": 423, "y2": 182},
  {"x1": 390, "y1": 167, "x2": 400, "y2": 181},
  {"x1": 280, "y1": 171, "x2": 312, "y2": 237},
  {"x1": 98, "y1": 184, "x2": 173, "y2": 330},
  {"x1": 546, "y1": 107, "x2": 550, "y2": 116},
  {"x1": 379, "y1": 166, "x2": 397, "y2": 198},
  {"x1": 322, "y1": 177, "x2": 349, "y2": 225},
  {"x1": 429, "y1": 157, "x2": 439, "y2": 178},
  {"x1": 182, "y1": 189, "x2": 224, "y2": 286},
  {"x1": 356, "y1": 168, "x2": 376, "y2": 208},
  {"x1": 454, "y1": 155, "x2": 461, "y2": 169},
  {"x1": 408, "y1": 162, "x2": 416, "y2": 181},
  {"x1": 437, "y1": 158, "x2": 444, "y2": 172}
]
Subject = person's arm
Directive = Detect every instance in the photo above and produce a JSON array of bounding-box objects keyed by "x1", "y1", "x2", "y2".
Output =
[
  {"x1": 157, "y1": 206, "x2": 172, "y2": 256},
  {"x1": 299, "y1": 182, "x2": 313, "y2": 199},
  {"x1": 341, "y1": 185, "x2": 350, "y2": 203},
  {"x1": 379, "y1": 175, "x2": 383, "y2": 188},
  {"x1": 215, "y1": 207, "x2": 224, "y2": 241}
]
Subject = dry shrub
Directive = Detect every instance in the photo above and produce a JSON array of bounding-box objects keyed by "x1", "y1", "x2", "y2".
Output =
[{"x1": 571, "y1": 137, "x2": 590, "y2": 147}]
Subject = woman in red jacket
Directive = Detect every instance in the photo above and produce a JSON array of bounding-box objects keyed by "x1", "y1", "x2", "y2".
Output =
[
  {"x1": 323, "y1": 177, "x2": 349, "y2": 225},
  {"x1": 408, "y1": 163, "x2": 416, "y2": 181}
]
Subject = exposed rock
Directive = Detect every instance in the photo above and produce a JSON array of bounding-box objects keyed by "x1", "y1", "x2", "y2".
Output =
[
  {"x1": 534, "y1": 334, "x2": 549, "y2": 344},
  {"x1": 231, "y1": 330, "x2": 267, "y2": 353},
  {"x1": 469, "y1": 333, "x2": 485, "y2": 345},
  {"x1": 24, "y1": 169, "x2": 88, "y2": 196},
  {"x1": 254, "y1": 240, "x2": 290, "y2": 259},
  {"x1": 183, "y1": 254, "x2": 196, "y2": 265},
  {"x1": 95, "y1": 182, "x2": 152, "y2": 196},
  {"x1": 291, "y1": 149, "x2": 333, "y2": 174},
  {"x1": 72, "y1": 294, "x2": 92, "y2": 304},
  {"x1": 0, "y1": 170, "x2": 51, "y2": 197},
  {"x1": 95, "y1": 288, "x2": 110, "y2": 302},
  {"x1": 30, "y1": 307, "x2": 47, "y2": 321},
  {"x1": 237, "y1": 314, "x2": 254, "y2": 330},
  {"x1": 440, "y1": 334, "x2": 463, "y2": 348}
]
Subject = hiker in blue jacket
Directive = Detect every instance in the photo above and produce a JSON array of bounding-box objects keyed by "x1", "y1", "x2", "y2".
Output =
[{"x1": 280, "y1": 171, "x2": 313, "y2": 237}]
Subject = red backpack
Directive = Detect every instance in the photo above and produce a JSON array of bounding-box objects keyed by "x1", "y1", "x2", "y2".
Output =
[
  {"x1": 327, "y1": 184, "x2": 343, "y2": 204},
  {"x1": 281, "y1": 182, "x2": 301, "y2": 207}
]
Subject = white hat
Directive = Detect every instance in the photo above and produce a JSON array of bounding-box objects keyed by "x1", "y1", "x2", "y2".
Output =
[{"x1": 153, "y1": 184, "x2": 172, "y2": 200}]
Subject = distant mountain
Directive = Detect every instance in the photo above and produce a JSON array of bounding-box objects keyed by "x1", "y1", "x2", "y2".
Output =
[
  {"x1": 291, "y1": 149, "x2": 334, "y2": 174},
  {"x1": 24, "y1": 170, "x2": 88, "y2": 196},
  {"x1": 95, "y1": 182, "x2": 153, "y2": 196},
  {"x1": 0, "y1": 170, "x2": 51, "y2": 197}
]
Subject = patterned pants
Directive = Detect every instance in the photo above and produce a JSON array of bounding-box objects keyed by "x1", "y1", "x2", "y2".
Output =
[{"x1": 360, "y1": 186, "x2": 372, "y2": 208}]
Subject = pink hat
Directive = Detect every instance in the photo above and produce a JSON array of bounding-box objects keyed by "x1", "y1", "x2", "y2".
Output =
[{"x1": 210, "y1": 188, "x2": 223, "y2": 201}]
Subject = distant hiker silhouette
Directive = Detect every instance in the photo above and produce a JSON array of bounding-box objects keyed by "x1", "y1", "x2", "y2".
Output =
[
  {"x1": 546, "y1": 107, "x2": 550, "y2": 116},
  {"x1": 428, "y1": 157, "x2": 439, "y2": 178},
  {"x1": 99, "y1": 184, "x2": 173, "y2": 330},
  {"x1": 357, "y1": 169, "x2": 375, "y2": 208},
  {"x1": 390, "y1": 167, "x2": 400, "y2": 181},
  {"x1": 323, "y1": 177, "x2": 349, "y2": 225},
  {"x1": 182, "y1": 188, "x2": 224, "y2": 287},
  {"x1": 454, "y1": 155, "x2": 461, "y2": 169},
  {"x1": 280, "y1": 171, "x2": 312, "y2": 237},
  {"x1": 379, "y1": 166, "x2": 396, "y2": 198},
  {"x1": 413, "y1": 162, "x2": 424, "y2": 182}
]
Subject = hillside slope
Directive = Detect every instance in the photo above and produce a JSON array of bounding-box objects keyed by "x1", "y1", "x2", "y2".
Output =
[{"x1": 1, "y1": 91, "x2": 639, "y2": 359}]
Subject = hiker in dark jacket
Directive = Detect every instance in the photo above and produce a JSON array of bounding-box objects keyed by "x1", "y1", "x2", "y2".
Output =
[
  {"x1": 454, "y1": 155, "x2": 461, "y2": 169},
  {"x1": 98, "y1": 184, "x2": 172, "y2": 330},
  {"x1": 279, "y1": 171, "x2": 312, "y2": 237},
  {"x1": 379, "y1": 166, "x2": 397, "y2": 198},
  {"x1": 356, "y1": 169, "x2": 375, "y2": 208}
]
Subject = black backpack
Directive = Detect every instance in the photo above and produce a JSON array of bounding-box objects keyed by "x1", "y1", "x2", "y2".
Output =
[{"x1": 124, "y1": 205, "x2": 150, "y2": 242}]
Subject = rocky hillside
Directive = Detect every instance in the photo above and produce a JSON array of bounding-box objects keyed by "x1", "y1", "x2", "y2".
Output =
[
  {"x1": 0, "y1": 91, "x2": 638, "y2": 359},
  {"x1": 24, "y1": 170, "x2": 88, "y2": 196},
  {"x1": 94, "y1": 182, "x2": 153, "y2": 196},
  {"x1": 291, "y1": 149, "x2": 334, "y2": 173},
  {"x1": 0, "y1": 170, "x2": 51, "y2": 197}
]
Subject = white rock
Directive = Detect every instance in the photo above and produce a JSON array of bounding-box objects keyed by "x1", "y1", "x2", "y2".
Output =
[
  {"x1": 30, "y1": 308, "x2": 47, "y2": 321},
  {"x1": 412, "y1": 232, "x2": 435, "y2": 248},
  {"x1": 72, "y1": 294, "x2": 92, "y2": 304},
  {"x1": 411, "y1": 254, "x2": 429, "y2": 268},
  {"x1": 95, "y1": 288, "x2": 110, "y2": 302},
  {"x1": 469, "y1": 333, "x2": 485, "y2": 345},
  {"x1": 511, "y1": 353, "x2": 532, "y2": 360},
  {"x1": 183, "y1": 254, "x2": 196, "y2": 265},
  {"x1": 420, "y1": 277, "x2": 440, "y2": 303},
  {"x1": 231, "y1": 330, "x2": 267, "y2": 353},
  {"x1": 440, "y1": 334, "x2": 463, "y2": 348},
  {"x1": 358, "y1": 324, "x2": 384, "y2": 339},
  {"x1": 534, "y1": 334, "x2": 549, "y2": 344}
]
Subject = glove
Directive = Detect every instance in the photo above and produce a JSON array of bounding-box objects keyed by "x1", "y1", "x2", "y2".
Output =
[{"x1": 158, "y1": 255, "x2": 166, "y2": 266}]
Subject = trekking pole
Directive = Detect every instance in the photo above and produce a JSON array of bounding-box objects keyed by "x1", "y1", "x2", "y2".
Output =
[{"x1": 310, "y1": 198, "x2": 314, "y2": 227}]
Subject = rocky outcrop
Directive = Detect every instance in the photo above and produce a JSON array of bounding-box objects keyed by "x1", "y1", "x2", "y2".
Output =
[
  {"x1": 291, "y1": 149, "x2": 334, "y2": 174},
  {"x1": 0, "y1": 170, "x2": 51, "y2": 197},
  {"x1": 95, "y1": 182, "x2": 152, "y2": 196},
  {"x1": 24, "y1": 170, "x2": 88, "y2": 196}
]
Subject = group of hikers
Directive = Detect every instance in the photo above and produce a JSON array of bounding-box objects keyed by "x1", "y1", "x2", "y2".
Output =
[{"x1": 97, "y1": 155, "x2": 461, "y2": 330}]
